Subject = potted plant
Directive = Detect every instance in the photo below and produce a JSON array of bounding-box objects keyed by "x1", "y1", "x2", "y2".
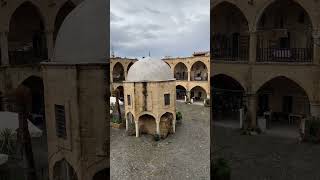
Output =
[{"x1": 176, "y1": 111, "x2": 182, "y2": 124}]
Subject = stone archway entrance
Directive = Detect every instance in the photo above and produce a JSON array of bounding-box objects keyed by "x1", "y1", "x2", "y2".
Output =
[
  {"x1": 160, "y1": 112, "x2": 174, "y2": 138},
  {"x1": 138, "y1": 114, "x2": 156, "y2": 135},
  {"x1": 176, "y1": 85, "x2": 187, "y2": 100},
  {"x1": 212, "y1": 74, "x2": 245, "y2": 124},
  {"x1": 190, "y1": 86, "x2": 207, "y2": 102},
  {"x1": 257, "y1": 76, "x2": 310, "y2": 137},
  {"x1": 53, "y1": 159, "x2": 78, "y2": 180}
]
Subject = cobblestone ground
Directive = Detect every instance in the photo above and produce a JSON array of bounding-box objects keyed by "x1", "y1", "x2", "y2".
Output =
[
  {"x1": 213, "y1": 126, "x2": 320, "y2": 180},
  {"x1": 111, "y1": 102, "x2": 210, "y2": 180}
]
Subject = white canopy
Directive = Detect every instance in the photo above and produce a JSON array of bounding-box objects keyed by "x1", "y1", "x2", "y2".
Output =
[
  {"x1": 110, "y1": 97, "x2": 123, "y2": 106},
  {"x1": 0, "y1": 112, "x2": 43, "y2": 138}
]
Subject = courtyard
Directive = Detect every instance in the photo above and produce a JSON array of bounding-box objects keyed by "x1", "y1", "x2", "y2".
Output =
[
  {"x1": 213, "y1": 125, "x2": 320, "y2": 180},
  {"x1": 110, "y1": 102, "x2": 210, "y2": 180}
]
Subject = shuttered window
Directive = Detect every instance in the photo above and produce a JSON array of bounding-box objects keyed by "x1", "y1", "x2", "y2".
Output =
[
  {"x1": 164, "y1": 94, "x2": 170, "y2": 106},
  {"x1": 55, "y1": 105, "x2": 67, "y2": 139}
]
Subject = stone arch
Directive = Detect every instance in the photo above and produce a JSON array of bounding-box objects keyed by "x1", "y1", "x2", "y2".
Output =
[
  {"x1": 8, "y1": 1, "x2": 48, "y2": 65},
  {"x1": 138, "y1": 114, "x2": 156, "y2": 135},
  {"x1": 112, "y1": 62, "x2": 125, "y2": 82},
  {"x1": 254, "y1": 0, "x2": 314, "y2": 31},
  {"x1": 127, "y1": 62, "x2": 134, "y2": 73},
  {"x1": 54, "y1": 0, "x2": 76, "y2": 42},
  {"x1": 211, "y1": 1, "x2": 250, "y2": 61},
  {"x1": 190, "y1": 86, "x2": 207, "y2": 101},
  {"x1": 212, "y1": 74, "x2": 245, "y2": 119},
  {"x1": 211, "y1": 1, "x2": 250, "y2": 24},
  {"x1": 256, "y1": 75, "x2": 310, "y2": 118},
  {"x1": 174, "y1": 62, "x2": 188, "y2": 80},
  {"x1": 190, "y1": 61, "x2": 208, "y2": 81},
  {"x1": 17, "y1": 75, "x2": 46, "y2": 130},
  {"x1": 160, "y1": 112, "x2": 174, "y2": 138},
  {"x1": 176, "y1": 85, "x2": 187, "y2": 100},
  {"x1": 212, "y1": 73, "x2": 246, "y2": 91},
  {"x1": 53, "y1": 159, "x2": 78, "y2": 180}
]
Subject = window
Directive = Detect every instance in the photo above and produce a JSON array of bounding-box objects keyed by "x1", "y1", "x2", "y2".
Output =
[
  {"x1": 55, "y1": 105, "x2": 67, "y2": 139},
  {"x1": 164, "y1": 94, "x2": 170, "y2": 106},
  {"x1": 127, "y1": 95, "x2": 131, "y2": 105}
]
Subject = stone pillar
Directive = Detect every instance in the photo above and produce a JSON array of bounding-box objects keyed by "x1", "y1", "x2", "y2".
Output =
[
  {"x1": 188, "y1": 70, "x2": 191, "y2": 81},
  {"x1": 249, "y1": 31, "x2": 257, "y2": 64},
  {"x1": 46, "y1": 30, "x2": 54, "y2": 60},
  {"x1": 173, "y1": 119, "x2": 176, "y2": 133},
  {"x1": 156, "y1": 121, "x2": 160, "y2": 135},
  {"x1": 126, "y1": 117, "x2": 129, "y2": 131},
  {"x1": 310, "y1": 102, "x2": 320, "y2": 117},
  {"x1": 0, "y1": 31, "x2": 9, "y2": 65},
  {"x1": 135, "y1": 121, "x2": 139, "y2": 137},
  {"x1": 312, "y1": 31, "x2": 320, "y2": 65},
  {"x1": 247, "y1": 93, "x2": 257, "y2": 128}
]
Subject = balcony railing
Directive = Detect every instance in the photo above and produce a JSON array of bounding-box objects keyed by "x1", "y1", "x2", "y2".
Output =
[
  {"x1": 257, "y1": 48, "x2": 312, "y2": 63},
  {"x1": 175, "y1": 72, "x2": 188, "y2": 81},
  {"x1": 212, "y1": 48, "x2": 249, "y2": 62}
]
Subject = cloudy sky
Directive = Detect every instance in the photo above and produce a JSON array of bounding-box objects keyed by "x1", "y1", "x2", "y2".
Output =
[{"x1": 110, "y1": 0, "x2": 210, "y2": 59}]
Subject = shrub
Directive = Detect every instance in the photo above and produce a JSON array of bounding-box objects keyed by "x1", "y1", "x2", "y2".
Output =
[
  {"x1": 154, "y1": 134, "x2": 160, "y2": 141},
  {"x1": 305, "y1": 117, "x2": 320, "y2": 143},
  {"x1": 111, "y1": 115, "x2": 122, "y2": 124},
  {"x1": 0, "y1": 128, "x2": 15, "y2": 155},
  {"x1": 204, "y1": 98, "x2": 211, "y2": 107},
  {"x1": 176, "y1": 111, "x2": 182, "y2": 121},
  {"x1": 212, "y1": 158, "x2": 231, "y2": 180}
]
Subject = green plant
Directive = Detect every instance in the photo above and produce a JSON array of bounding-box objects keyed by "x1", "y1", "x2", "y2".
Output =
[
  {"x1": 0, "y1": 128, "x2": 15, "y2": 155},
  {"x1": 111, "y1": 115, "x2": 122, "y2": 124},
  {"x1": 212, "y1": 158, "x2": 231, "y2": 180},
  {"x1": 176, "y1": 111, "x2": 182, "y2": 121},
  {"x1": 154, "y1": 134, "x2": 160, "y2": 141},
  {"x1": 305, "y1": 117, "x2": 320, "y2": 143}
]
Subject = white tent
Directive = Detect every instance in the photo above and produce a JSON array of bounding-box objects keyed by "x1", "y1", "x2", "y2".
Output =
[
  {"x1": 0, "y1": 112, "x2": 43, "y2": 138},
  {"x1": 110, "y1": 97, "x2": 123, "y2": 106}
]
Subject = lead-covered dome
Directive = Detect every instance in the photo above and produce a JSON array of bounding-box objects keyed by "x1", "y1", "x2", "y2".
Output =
[
  {"x1": 53, "y1": 0, "x2": 108, "y2": 63},
  {"x1": 126, "y1": 57, "x2": 174, "y2": 82}
]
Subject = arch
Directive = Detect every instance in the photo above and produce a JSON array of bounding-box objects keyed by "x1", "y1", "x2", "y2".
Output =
[
  {"x1": 255, "y1": 0, "x2": 314, "y2": 31},
  {"x1": 18, "y1": 76, "x2": 46, "y2": 130},
  {"x1": 112, "y1": 62, "x2": 125, "y2": 82},
  {"x1": 54, "y1": 0, "x2": 76, "y2": 42},
  {"x1": 160, "y1": 112, "x2": 174, "y2": 138},
  {"x1": 211, "y1": 1, "x2": 250, "y2": 61},
  {"x1": 211, "y1": 1, "x2": 250, "y2": 23},
  {"x1": 92, "y1": 168, "x2": 109, "y2": 180},
  {"x1": 138, "y1": 114, "x2": 156, "y2": 135},
  {"x1": 127, "y1": 62, "x2": 134, "y2": 73},
  {"x1": 53, "y1": 159, "x2": 78, "y2": 180},
  {"x1": 176, "y1": 85, "x2": 187, "y2": 100},
  {"x1": 256, "y1": 76, "x2": 310, "y2": 118},
  {"x1": 190, "y1": 86, "x2": 207, "y2": 101},
  {"x1": 174, "y1": 62, "x2": 188, "y2": 80},
  {"x1": 190, "y1": 61, "x2": 208, "y2": 81},
  {"x1": 8, "y1": 1, "x2": 48, "y2": 65},
  {"x1": 115, "y1": 86, "x2": 124, "y2": 101},
  {"x1": 212, "y1": 74, "x2": 245, "y2": 119}
]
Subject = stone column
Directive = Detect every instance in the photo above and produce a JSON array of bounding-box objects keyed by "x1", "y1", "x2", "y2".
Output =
[
  {"x1": 249, "y1": 31, "x2": 257, "y2": 64},
  {"x1": 156, "y1": 120, "x2": 160, "y2": 135},
  {"x1": 126, "y1": 117, "x2": 129, "y2": 131},
  {"x1": 310, "y1": 102, "x2": 320, "y2": 117},
  {"x1": 247, "y1": 93, "x2": 257, "y2": 128},
  {"x1": 173, "y1": 119, "x2": 176, "y2": 133},
  {"x1": 188, "y1": 70, "x2": 191, "y2": 81},
  {"x1": 135, "y1": 121, "x2": 139, "y2": 137},
  {"x1": 0, "y1": 31, "x2": 9, "y2": 65},
  {"x1": 312, "y1": 31, "x2": 320, "y2": 65},
  {"x1": 46, "y1": 30, "x2": 54, "y2": 61}
]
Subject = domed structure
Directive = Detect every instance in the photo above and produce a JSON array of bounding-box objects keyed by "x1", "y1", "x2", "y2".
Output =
[
  {"x1": 53, "y1": 0, "x2": 108, "y2": 63},
  {"x1": 127, "y1": 57, "x2": 174, "y2": 82},
  {"x1": 124, "y1": 57, "x2": 176, "y2": 139}
]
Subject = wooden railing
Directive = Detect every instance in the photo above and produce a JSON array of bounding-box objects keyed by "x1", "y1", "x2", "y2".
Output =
[{"x1": 257, "y1": 48, "x2": 313, "y2": 63}]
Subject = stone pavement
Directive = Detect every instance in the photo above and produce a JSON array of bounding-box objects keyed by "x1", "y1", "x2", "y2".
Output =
[
  {"x1": 111, "y1": 102, "x2": 210, "y2": 180},
  {"x1": 213, "y1": 126, "x2": 320, "y2": 180}
]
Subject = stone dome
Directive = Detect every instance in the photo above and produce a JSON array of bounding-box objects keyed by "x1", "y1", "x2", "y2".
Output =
[
  {"x1": 126, "y1": 57, "x2": 174, "y2": 82},
  {"x1": 53, "y1": 0, "x2": 108, "y2": 63}
]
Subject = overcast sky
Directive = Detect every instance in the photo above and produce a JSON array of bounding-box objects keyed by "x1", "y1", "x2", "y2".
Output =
[{"x1": 110, "y1": 0, "x2": 210, "y2": 59}]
